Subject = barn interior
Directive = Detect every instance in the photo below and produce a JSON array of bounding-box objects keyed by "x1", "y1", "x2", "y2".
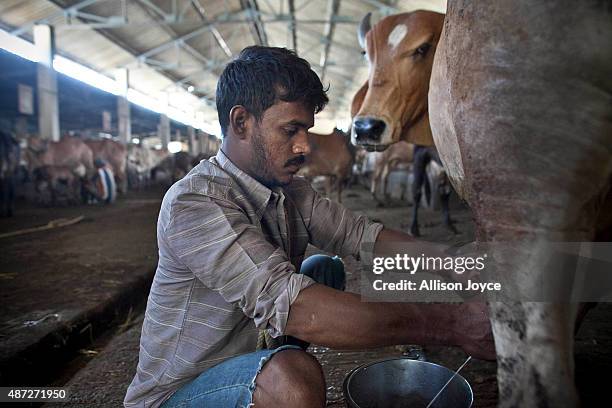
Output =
[{"x1": 1, "y1": 1, "x2": 611, "y2": 407}]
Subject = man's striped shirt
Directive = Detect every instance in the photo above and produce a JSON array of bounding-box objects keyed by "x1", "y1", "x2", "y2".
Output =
[{"x1": 124, "y1": 149, "x2": 383, "y2": 407}]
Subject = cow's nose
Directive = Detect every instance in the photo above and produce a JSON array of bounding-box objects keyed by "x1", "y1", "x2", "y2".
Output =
[{"x1": 353, "y1": 118, "x2": 386, "y2": 142}]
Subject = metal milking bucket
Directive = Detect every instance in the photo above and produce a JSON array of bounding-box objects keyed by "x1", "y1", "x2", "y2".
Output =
[{"x1": 342, "y1": 358, "x2": 473, "y2": 408}]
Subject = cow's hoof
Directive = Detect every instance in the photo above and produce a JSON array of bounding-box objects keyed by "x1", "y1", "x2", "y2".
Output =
[{"x1": 409, "y1": 227, "x2": 421, "y2": 237}]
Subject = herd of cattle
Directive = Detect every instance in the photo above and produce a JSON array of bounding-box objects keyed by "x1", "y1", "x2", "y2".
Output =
[
  {"x1": 0, "y1": 132, "x2": 219, "y2": 209},
  {"x1": 0, "y1": 124, "x2": 454, "y2": 238}
]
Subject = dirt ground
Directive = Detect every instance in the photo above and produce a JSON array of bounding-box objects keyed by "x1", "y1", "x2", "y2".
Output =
[
  {"x1": 2, "y1": 181, "x2": 611, "y2": 407},
  {"x1": 0, "y1": 187, "x2": 162, "y2": 386}
]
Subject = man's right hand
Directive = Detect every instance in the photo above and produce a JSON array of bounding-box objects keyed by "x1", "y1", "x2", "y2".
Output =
[{"x1": 286, "y1": 284, "x2": 498, "y2": 360}]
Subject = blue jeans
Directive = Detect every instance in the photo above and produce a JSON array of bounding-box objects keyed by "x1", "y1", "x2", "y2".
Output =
[{"x1": 161, "y1": 254, "x2": 345, "y2": 408}]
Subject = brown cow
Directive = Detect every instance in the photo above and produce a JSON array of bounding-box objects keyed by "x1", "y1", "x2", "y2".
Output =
[
  {"x1": 25, "y1": 136, "x2": 94, "y2": 178},
  {"x1": 297, "y1": 128, "x2": 354, "y2": 203},
  {"x1": 352, "y1": 11, "x2": 455, "y2": 236},
  {"x1": 33, "y1": 165, "x2": 81, "y2": 205},
  {"x1": 356, "y1": 4, "x2": 612, "y2": 407},
  {"x1": 151, "y1": 151, "x2": 193, "y2": 185},
  {"x1": 84, "y1": 139, "x2": 128, "y2": 194}
]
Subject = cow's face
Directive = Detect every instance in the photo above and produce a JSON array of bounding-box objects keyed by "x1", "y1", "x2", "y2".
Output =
[{"x1": 351, "y1": 12, "x2": 444, "y2": 150}]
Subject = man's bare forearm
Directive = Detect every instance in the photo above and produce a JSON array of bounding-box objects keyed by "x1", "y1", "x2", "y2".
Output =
[{"x1": 285, "y1": 284, "x2": 458, "y2": 349}]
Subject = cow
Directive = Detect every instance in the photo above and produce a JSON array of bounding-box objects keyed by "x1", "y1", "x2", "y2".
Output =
[
  {"x1": 192, "y1": 153, "x2": 211, "y2": 167},
  {"x1": 173, "y1": 151, "x2": 194, "y2": 181},
  {"x1": 24, "y1": 136, "x2": 94, "y2": 178},
  {"x1": 0, "y1": 130, "x2": 20, "y2": 217},
  {"x1": 297, "y1": 128, "x2": 354, "y2": 203},
  {"x1": 23, "y1": 136, "x2": 94, "y2": 205},
  {"x1": 84, "y1": 139, "x2": 128, "y2": 194},
  {"x1": 33, "y1": 165, "x2": 82, "y2": 206},
  {"x1": 354, "y1": 4, "x2": 611, "y2": 407},
  {"x1": 150, "y1": 148, "x2": 170, "y2": 172},
  {"x1": 351, "y1": 33, "x2": 455, "y2": 236},
  {"x1": 151, "y1": 151, "x2": 193, "y2": 185},
  {"x1": 127, "y1": 143, "x2": 153, "y2": 190},
  {"x1": 369, "y1": 141, "x2": 414, "y2": 203}
]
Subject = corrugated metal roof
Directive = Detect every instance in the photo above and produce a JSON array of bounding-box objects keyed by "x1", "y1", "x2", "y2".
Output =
[{"x1": 1, "y1": 0, "x2": 446, "y2": 132}]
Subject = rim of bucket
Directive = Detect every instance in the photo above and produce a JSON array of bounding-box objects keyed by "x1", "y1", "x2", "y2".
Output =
[{"x1": 342, "y1": 357, "x2": 474, "y2": 408}]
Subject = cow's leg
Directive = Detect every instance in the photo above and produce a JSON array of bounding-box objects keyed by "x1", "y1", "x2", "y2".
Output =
[
  {"x1": 438, "y1": 175, "x2": 457, "y2": 234},
  {"x1": 49, "y1": 179, "x2": 58, "y2": 206},
  {"x1": 381, "y1": 162, "x2": 391, "y2": 203},
  {"x1": 118, "y1": 174, "x2": 128, "y2": 194},
  {"x1": 410, "y1": 146, "x2": 427, "y2": 236},
  {"x1": 422, "y1": 163, "x2": 432, "y2": 208},
  {"x1": 400, "y1": 172, "x2": 409, "y2": 201},
  {"x1": 371, "y1": 168, "x2": 380, "y2": 202}
]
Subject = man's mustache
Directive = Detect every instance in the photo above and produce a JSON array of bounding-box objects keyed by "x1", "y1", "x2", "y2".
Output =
[{"x1": 285, "y1": 155, "x2": 305, "y2": 167}]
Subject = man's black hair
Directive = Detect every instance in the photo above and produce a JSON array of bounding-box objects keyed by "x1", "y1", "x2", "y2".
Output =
[{"x1": 216, "y1": 46, "x2": 329, "y2": 136}]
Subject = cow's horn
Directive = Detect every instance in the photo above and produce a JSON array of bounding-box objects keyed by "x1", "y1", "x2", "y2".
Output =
[{"x1": 358, "y1": 12, "x2": 372, "y2": 50}]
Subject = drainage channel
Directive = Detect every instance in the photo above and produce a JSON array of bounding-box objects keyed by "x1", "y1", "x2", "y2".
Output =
[{"x1": 1, "y1": 271, "x2": 153, "y2": 407}]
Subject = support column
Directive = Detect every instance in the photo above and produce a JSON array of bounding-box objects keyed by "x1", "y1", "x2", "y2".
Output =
[
  {"x1": 34, "y1": 24, "x2": 59, "y2": 141},
  {"x1": 199, "y1": 132, "x2": 209, "y2": 156},
  {"x1": 115, "y1": 68, "x2": 131, "y2": 144},
  {"x1": 188, "y1": 126, "x2": 197, "y2": 155},
  {"x1": 159, "y1": 114, "x2": 170, "y2": 150}
]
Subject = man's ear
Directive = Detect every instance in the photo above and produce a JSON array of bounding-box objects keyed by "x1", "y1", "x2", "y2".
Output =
[{"x1": 229, "y1": 106, "x2": 253, "y2": 140}]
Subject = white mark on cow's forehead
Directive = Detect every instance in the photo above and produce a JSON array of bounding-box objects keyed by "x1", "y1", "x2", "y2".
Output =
[{"x1": 387, "y1": 24, "x2": 407, "y2": 50}]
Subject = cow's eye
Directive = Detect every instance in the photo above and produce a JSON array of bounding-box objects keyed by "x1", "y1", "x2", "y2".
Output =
[{"x1": 414, "y1": 43, "x2": 431, "y2": 57}]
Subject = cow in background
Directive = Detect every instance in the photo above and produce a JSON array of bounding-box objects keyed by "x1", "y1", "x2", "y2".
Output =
[
  {"x1": 151, "y1": 151, "x2": 193, "y2": 185},
  {"x1": 0, "y1": 130, "x2": 20, "y2": 217},
  {"x1": 298, "y1": 128, "x2": 354, "y2": 203},
  {"x1": 191, "y1": 152, "x2": 214, "y2": 167},
  {"x1": 33, "y1": 165, "x2": 82, "y2": 205},
  {"x1": 370, "y1": 141, "x2": 414, "y2": 203},
  {"x1": 172, "y1": 151, "x2": 194, "y2": 181},
  {"x1": 24, "y1": 136, "x2": 94, "y2": 177},
  {"x1": 24, "y1": 136, "x2": 94, "y2": 204},
  {"x1": 84, "y1": 139, "x2": 128, "y2": 194},
  {"x1": 127, "y1": 143, "x2": 153, "y2": 190},
  {"x1": 351, "y1": 22, "x2": 455, "y2": 236}
]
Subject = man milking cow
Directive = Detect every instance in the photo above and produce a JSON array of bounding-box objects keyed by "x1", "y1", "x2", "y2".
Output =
[{"x1": 125, "y1": 46, "x2": 494, "y2": 408}]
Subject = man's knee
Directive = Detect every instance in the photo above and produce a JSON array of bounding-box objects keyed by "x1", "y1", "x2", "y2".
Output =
[
  {"x1": 300, "y1": 255, "x2": 345, "y2": 291},
  {"x1": 253, "y1": 349, "x2": 325, "y2": 407}
]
